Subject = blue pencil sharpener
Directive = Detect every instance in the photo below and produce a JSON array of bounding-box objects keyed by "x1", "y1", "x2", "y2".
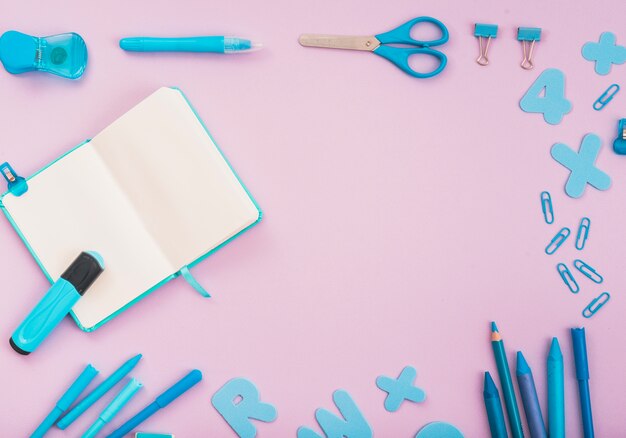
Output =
[{"x1": 0, "y1": 30, "x2": 88, "y2": 79}]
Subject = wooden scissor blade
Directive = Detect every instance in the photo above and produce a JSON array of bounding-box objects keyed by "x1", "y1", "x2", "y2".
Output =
[{"x1": 298, "y1": 34, "x2": 379, "y2": 51}]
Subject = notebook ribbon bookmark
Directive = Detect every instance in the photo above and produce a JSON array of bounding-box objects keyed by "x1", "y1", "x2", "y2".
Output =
[{"x1": 180, "y1": 265, "x2": 211, "y2": 297}]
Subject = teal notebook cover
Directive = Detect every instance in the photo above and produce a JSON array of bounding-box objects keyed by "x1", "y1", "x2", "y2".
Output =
[{"x1": 0, "y1": 87, "x2": 261, "y2": 331}]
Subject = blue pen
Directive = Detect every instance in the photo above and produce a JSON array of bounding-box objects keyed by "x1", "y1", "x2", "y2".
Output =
[
  {"x1": 119, "y1": 36, "x2": 262, "y2": 53},
  {"x1": 107, "y1": 369, "x2": 203, "y2": 438},
  {"x1": 572, "y1": 328, "x2": 594, "y2": 438},
  {"x1": 57, "y1": 354, "x2": 143, "y2": 429},
  {"x1": 31, "y1": 364, "x2": 99, "y2": 438},
  {"x1": 83, "y1": 378, "x2": 143, "y2": 438},
  {"x1": 10, "y1": 251, "x2": 104, "y2": 355}
]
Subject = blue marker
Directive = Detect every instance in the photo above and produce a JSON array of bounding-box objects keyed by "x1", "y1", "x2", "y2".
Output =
[
  {"x1": 572, "y1": 328, "x2": 595, "y2": 438},
  {"x1": 57, "y1": 354, "x2": 142, "y2": 429},
  {"x1": 10, "y1": 251, "x2": 104, "y2": 355},
  {"x1": 31, "y1": 364, "x2": 99, "y2": 438},
  {"x1": 83, "y1": 378, "x2": 143, "y2": 438},
  {"x1": 119, "y1": 36, "x2": 262, "y2": 54},
  {"x1": 107, "y1": 370, "x2": 202, "y2": 438}
]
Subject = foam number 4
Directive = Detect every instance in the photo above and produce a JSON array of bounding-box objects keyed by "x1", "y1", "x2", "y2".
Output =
[
  {"x1": 297, "y1": 390, "x2": 372, "y2": 438},
  {"x1": 520, "y1": 68, "x2": 572, "y2": 125}
]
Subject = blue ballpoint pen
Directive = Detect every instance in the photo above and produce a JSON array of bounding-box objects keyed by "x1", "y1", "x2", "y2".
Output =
[
  {"x1": 107, "y1": 369, "x2": 202, "y2": 438},
  {"x1": 572, "y1": 328, "x2": 594, "y2": 438},
  {"x1": 119, "y1": 36, "x2": 262, "y2": 53}
]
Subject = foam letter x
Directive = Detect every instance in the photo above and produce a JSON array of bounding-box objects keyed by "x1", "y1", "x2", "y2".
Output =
[
  {"x1": 551, "y1": 133, "x2": 611, "y2": 199},
  {"x1": 582, "y1": 32, "x2": 626, "y2": 75},
  {"x1": 376, "y1": 366, "x2": 426, "y2": 412}
]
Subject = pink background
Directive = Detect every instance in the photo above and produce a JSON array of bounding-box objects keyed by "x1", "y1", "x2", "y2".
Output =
[{"x1": 0, "y1": 0, "x2": 625, "y2": 436}]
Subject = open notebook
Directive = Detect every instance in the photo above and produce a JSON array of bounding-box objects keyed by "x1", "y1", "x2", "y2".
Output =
[{"x1": 0, "y1": 87, "x2": 261, "y2": 331}]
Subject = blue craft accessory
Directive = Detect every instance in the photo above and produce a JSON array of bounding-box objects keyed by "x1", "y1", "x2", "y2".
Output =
[
  {"x1": 571, "y1": 328, "x2": 594, "y2": 437},
  {"x1": 415, "y1": 422, "x2": 464, "y2": 438},
  {"x1": 31, "y1": 364, "x2": 99, "y2": 438},
  {"x1": 299, "y1": 16, "x2": 449, "y2": 79},
  {"x1": 593, "y1": 84, "x2": 620, "y2": 111},
  {"x1": 583, "y1": 292, "x2": 610, "y2": 318},
  {"x1": 551, "y1": 134, "x2": 611, "y2": 198},
  {"x1": 540, "y1": 191, "x2": 554, "y2": 224},
  {"x1": 576, "y1": 217, "x2": 591, "y2": 250},
  {"x1": 0, "y1": 162, "x2": 28, "y2": 196},
  {"x1": 376, "y1": 366, "x2": 426, "y2": 412},
  {"x1": 57, "y1": 354, "x2": 142, "y2": 429},
  {"x1": 483, "y1": 372, "x2": 507, "y2": 438},
  {"x1": 517, "y1": 27, "x2": 541, "y2": 69},
  {"x1": 520, "y1": 69, "x2": 572, "y2": 125},
  {"x1": 582, "y1": 32, "x2": 626, "y2": 75},
  {"x1": 545, "y1": 227, "x2": 569, "y2": 255},
  {"x1": 10, "y1": 251, "x2": 104, "y2": 355},
  {"x1": 516, "y1": 352, "x2": 547, "y2": 438},
  {"x1": 83, "y1": 378, "x2": 143, "y2": 438},
  {"x1": 573, "y1": 259, "x2": 603, "y2": 284},
  {"x1": 107, "y1": 370, "x2": 202, "y2": 438},
  {"x1": 547, "y1": 338, "x2": 565, "y2": 438},
  {"x1": 613, "y1": 119, "x2": 626, "y2": 155},
  {"x1": 557, "y1": 263, "x2": 579, "y2": 293},
  {"x1": 119, "y1": 36, "x2": 263, "y2": 53},
  {"x1": 474, "y1": 24, "x2": 498, "y2": 66},
  {"x1": 0, "y1": 31, "x2": 87, "y2": 79}
]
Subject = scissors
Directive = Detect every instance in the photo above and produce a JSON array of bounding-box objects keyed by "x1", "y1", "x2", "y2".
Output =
[{"x1": 299, "y1": 17, "x2": 449, "y2": 79}]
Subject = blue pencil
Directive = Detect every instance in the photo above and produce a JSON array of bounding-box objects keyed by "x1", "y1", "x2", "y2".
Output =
[{"x1": 483, "y1": 371, "x2": 508, "y2": 438}]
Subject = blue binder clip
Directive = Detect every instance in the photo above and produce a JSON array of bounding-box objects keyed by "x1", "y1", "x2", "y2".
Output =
[
  {"x1": 517, "y1": 27, "x2": 541, "y2": 70},
  {"x1": 0, "y1": 31, "x2": 87, "y2": 79},
  {"x1": 474, "y1": 23, "x2": 498, "y2": 66},
  {"x1": 613, "y1": 119, "x2": 626, "y2": 155},
  {"x1": 1, "y1": 162, "x2": 28, "y2": 196}
]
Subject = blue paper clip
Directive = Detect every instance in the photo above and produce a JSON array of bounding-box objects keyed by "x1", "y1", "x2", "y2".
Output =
[
  {"x1": 545, "y1": 227, "x2": 570, "y2": 255},
  {"x1": 593, "y1": 84, "x2": 620, "y2": 111},
  {"x1": 556, "y1": 263, "x2": 579, "y2": 293},
  {"x1": 575, "y1": 217, "x2": 590, "y2": 250},
  {"x1": 540, "y1": 191, "x2": 554, "y2": 224},
  {"x1": 474, "y1": 23, "x2": 498, "y2": 66},
  {"x1": 517, "y1": 27, "x2": 541, "y2": 69},
  {"x1": 573, "y1": 259, "x2": 603, "y2": 283},
  {"x1": 583, "y1": 291, "x2": 610, "y2": 318},
  {"x1": 613, "y1": 118, "x2": 626, "y2": 155}
]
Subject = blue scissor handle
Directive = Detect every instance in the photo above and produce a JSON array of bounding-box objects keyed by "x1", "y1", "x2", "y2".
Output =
[
  {"x1": 373, "y1": 45, "x2": 447, "y2": 78},
  {"x1": 375, "y1": 16, "x2": 449, "y2": 47}
]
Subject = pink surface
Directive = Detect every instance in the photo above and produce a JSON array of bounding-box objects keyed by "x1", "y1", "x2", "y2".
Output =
[{"x1": 0, "y1": 0, "x2": 625, "y2": 436}]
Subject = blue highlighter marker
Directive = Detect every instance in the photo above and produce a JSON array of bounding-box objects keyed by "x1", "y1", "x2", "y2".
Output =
[
  {"x1": 119, "y1": 36, "x2": 262, "y2": 54},
  {"x1": 10, "y1": 251, "x2": 104, "y2": 355}
]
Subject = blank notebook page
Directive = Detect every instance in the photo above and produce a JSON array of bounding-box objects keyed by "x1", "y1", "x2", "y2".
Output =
[{"x1": 2, "y1": 87, "x2": 260, "y2": 330}]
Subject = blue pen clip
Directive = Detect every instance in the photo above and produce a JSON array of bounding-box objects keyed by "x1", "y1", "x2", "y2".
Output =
[
  {"x1": 573, "y1": 259, "x2": 603, "y2": 283},
  {"x1": 517, "y1": 27, "x2": 541, "y2": 69},
  {"x1": 575, "y1": 217, "x2": 591, "y2": 250},
  {"x1": 613, "y1": 118, "x2": 626, "y2": 155},
  {"x1": 556, "y1": 263, "x2": 579, "y2": 293},
  {"x1": 583, "y1": 292, "x2": 610, "y2": 318},
  {"x1": 593, "y1": 84, "x2": 619, "y2": 111},
  {"x1": 540, "y1": 191, "x2": 554, "y2": 224},
  {"x1": 474, "y1": 24, "x2": 498, "y2": 66},
  {"x1": 545, "y1": 227, "x2": 570, "y2": 255},
  {"x1": 1, "y1": 162, "x2": 28, "y2": 196}
]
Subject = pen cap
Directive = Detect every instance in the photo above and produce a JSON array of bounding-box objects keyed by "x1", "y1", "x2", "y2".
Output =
[
  {"x1": 61, "y1": 251, "x2": 104, "y2": 295},
  {"x1": 571, "y1": 328, "x2": 589, "y2": 379},
  {"x1": 156, "y1": 370, "x2": 202, "y2": 407},
  {"x1": 0, "y1": 31, "x2": 87, "y2": 79}
]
